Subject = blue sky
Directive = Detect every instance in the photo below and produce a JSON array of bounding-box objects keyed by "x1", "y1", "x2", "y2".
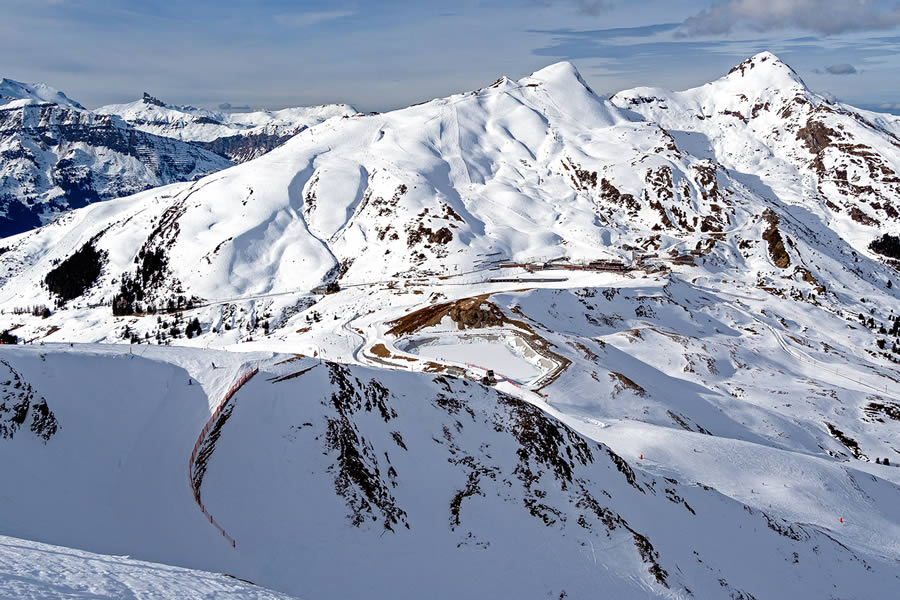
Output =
[{"x1": 3, "y1": 0, "x2": 900, "y2": 112}]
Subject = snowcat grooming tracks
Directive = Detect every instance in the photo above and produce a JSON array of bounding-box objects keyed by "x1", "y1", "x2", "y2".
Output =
[{"x1": 188, "y1": 366, "x2": 259, "y2": 549}]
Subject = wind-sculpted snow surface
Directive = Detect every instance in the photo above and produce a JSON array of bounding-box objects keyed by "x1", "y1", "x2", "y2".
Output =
[{"x1": 0, "y1": 345, "x2": 897, "y2": 599}]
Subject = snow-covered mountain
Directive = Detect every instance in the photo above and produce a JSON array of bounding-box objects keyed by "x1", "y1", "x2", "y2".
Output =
[
  {"x1": 1, "y1": 54, "x2": 899, "y2": 598},
  {"x1": 0, "y1": 78, "x2": 84, "y2": 109},
  {"x1": 97, "y1": 93, "x2": 356, "y2": 162},
  {"x1": 0, "y1": 61, "x2": 759, "y2": 306},
  {"x1": 0, "y1": 81, "x2": 231, "y2": 236},
  {"x1": 1, "y1": 57, "x2": 896, "y2": 318},
  {"x1": 610, "y1": 51, "x2": 900, "y2": 248}
]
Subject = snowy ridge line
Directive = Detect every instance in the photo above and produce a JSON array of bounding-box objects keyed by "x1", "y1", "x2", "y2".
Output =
[{"x1": 188, "y1": 365, "x2": 259, "y2": 548}]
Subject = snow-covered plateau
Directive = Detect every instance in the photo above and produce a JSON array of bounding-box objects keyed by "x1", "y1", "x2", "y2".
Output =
[{"x1": 0, "y1": 53, "x2": 898, "y2": 599}]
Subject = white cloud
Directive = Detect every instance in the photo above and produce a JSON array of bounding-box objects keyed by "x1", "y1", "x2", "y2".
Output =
[
  {"x1": 678, "y1": 0, "x2": 900, "y2": 36},
  {"x1": 275, "y1": 10, "x2": 355, "y2": 28}
]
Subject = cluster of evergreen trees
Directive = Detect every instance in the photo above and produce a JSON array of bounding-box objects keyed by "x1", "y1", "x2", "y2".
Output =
[
  {"x1": 869, "y1": 233, "x2": 900, "y2": 259},
  {"x1": 859, "y1": 311, "x2": 900, "y2": 358},
  {"x1": 185, "y1": 317, "x2": 202, "y2": 338},
  {"x1": 111, "y1": 247, "x2": 168, "y2": 315},
  {"x1": 44, "y1": 242, "x2": 105, "y2": 302},
  {"x1": 869, "y1": 234, "x2": 900, "y2": 259},
  {"x1": 110, "y1": 247, "x2": 197, "y2": 315}
]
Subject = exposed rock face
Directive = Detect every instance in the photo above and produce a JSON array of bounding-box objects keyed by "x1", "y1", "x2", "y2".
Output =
[
  {"x1": 0, "y1": 359, "x2": 58, "y2": 442},
  {"x1": 388, "y1": 297, "x2": 507, "y2": 335},
  {"x1": 762, "y1": 209, "x2": 790, "y2": 269},
  {"x1": 796, "y1": 120, "x2": 837, "y2": 156},
  {"x1": 194, "y1": 129, "x2": 299, "y2": 163},
  {"x1": 447, "y1": 301, "x2": 505, "y2": 329}
]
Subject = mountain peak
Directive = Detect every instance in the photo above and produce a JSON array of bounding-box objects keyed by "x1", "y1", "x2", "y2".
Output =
[
  {"x1": 526, "y1": 61, "x2": 592, "y2": 91},
  {"x1": 723, "y1": 52, "x2": 806, "y2": 89},
  {"x1": 141, "y1": 92, "x2": 167, "y2": 107},
  {"x1": 0, "y1": 78, "x2": 84, "y2": 109}
]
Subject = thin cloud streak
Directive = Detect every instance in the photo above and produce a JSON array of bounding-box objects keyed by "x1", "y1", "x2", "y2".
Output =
[
  {"x1": 678, "y1": 0, "x2": 900, "y2": 36},
  {"x1": 275, "y1": 10, "x2": 356, "y2": 28}
]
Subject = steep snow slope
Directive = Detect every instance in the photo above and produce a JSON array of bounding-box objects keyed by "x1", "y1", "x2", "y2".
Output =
[
  {"x1": 0, "y1": 534, "x2": 298, "y2": 599},
  {"x1": 97, "y1": 93, "x2": 356, "y2": 162},
  {"x1": 610, "y1": 51, "x2": 900, "y2": 257},
  {"x1": 0, "y1": 91, "x2": 231, "y2": 236},
  {"x1": 0, "y1": 345, "x2": 897, "y2": 599}
]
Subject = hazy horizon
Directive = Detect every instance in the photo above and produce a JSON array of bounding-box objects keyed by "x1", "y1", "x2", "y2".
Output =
[{"x1": 3, "y1": 1, "x2": 900, "y2": 113}]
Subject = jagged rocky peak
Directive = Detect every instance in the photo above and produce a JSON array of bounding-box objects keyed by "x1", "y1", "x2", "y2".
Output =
[{"x1": 141, "y1": 92, "x2": 167, "y2": 107}]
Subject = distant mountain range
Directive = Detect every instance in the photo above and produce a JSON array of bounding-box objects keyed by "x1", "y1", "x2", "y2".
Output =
[
  {"x1": 96, "y1": 92, "x2": 355, "y2": 162},
  {"x1": 0, "y1": 80, "x2": 354, "y2": 236}
]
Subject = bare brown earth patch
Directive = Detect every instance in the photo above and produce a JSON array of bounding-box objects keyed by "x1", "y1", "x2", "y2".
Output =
[
  {"x1": 388, "y1": 296, "x2": 571, "y2": 390},
  {"x1": 370, "y1": 343, "x2": 391, "y2": 358},
  {"x1": 388, "y1": 296, "x2": 510, "y2": 336},
  {"x1": 369, "y1": 343, "x2": 418, "y2": 363},
  {"x1": 610, "y1": 372, "x2": 646, "y2": 396}
]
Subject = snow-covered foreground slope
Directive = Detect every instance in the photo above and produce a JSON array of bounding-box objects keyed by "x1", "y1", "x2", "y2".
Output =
[
  {"x1": 97, "y1": 94, "x2": 356, "y2": 162},
  {"x1": 0, "y1": 533, "x2": 298, "y2": 599},
  {"x1": 0, "y1": 344, "x2": 897, "y2": 599}
]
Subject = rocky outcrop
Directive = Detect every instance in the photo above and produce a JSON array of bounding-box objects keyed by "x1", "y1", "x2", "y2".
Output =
[
  {"x1": 762, "y1": 209, "x2": 790, "y2": 269},
  {"x1": 194, "y1": 129, "x2": 299, "y2": 163}
]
